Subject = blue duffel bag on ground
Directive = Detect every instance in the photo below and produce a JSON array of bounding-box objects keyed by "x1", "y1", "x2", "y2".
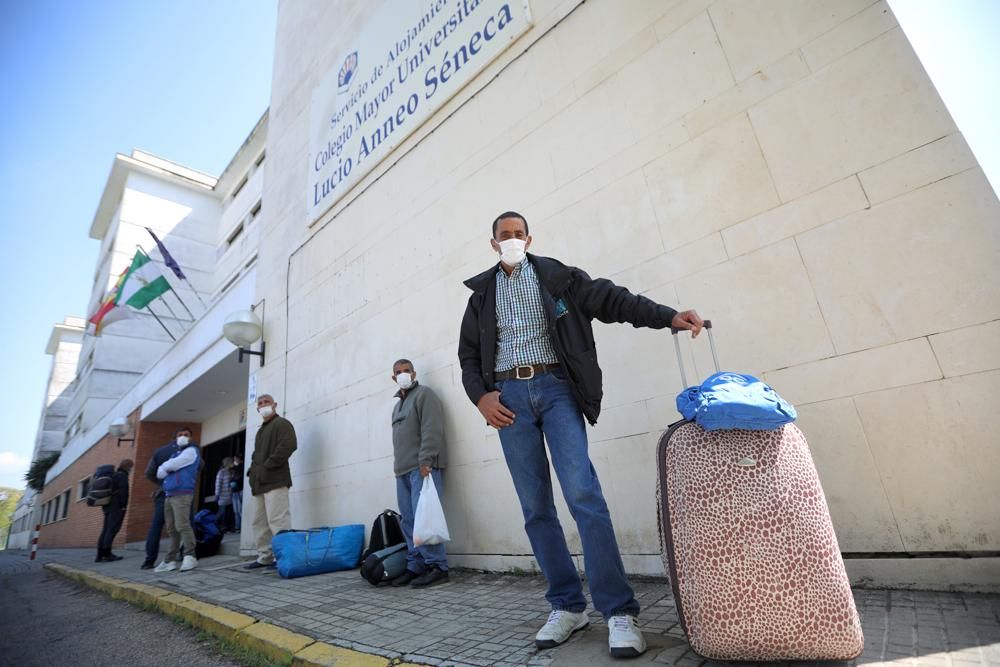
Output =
[{"x1": 271, "y1": 524, "x2": 365, "y2": 579}]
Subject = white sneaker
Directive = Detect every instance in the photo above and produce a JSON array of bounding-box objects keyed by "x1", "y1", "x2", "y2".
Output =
[
  {"x1": 608, "y1": 615, "x2": 647, "y2": 658},
  {"x1": 153, "y1": 561, "x2": 177, "y2": 573},
  {"x1": 179, "y1": 555, "x2": 198, "y2": 572},
  {"x1": 535, "y1": 610, "x2": 589, "y2": 649}
]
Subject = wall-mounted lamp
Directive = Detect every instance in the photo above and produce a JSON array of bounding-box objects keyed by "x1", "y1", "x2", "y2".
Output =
[
  {"x1": 109, "y1": 417, "x2": 134, "y2": 447},
  {"x1": 224, "y1": 309, "x2": 265, "y2": 366}
]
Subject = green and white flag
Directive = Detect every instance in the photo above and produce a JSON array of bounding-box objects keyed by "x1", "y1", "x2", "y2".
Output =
[{"x1": 118, "y1": 250, "x2": 170, "y2": 309}]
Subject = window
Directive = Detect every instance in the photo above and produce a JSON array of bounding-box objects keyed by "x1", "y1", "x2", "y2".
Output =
[
  {"x1": 42, "y1": 502, "x2": 49, "y2": 524},
  {"x1": 226, "y1": 222, "x2": 244, "y2": 247},
  {"x1": 78, "y1": 477, "x2": 91, "y2": 502},
  {"x1": 217, "y1": 272, "x2": 240, "y2": 297},
  {"x1": 67, "y1": 413, "x2": 83, "y2": 440},
  {"x1": 231, "y1": 174, "x2": 248, "y2": 199},
  {"x1": 254, "y1": 151, "x2": 265, "y2": 168},
  {"x1": 50, "y1": 496, "x2": 59, "y2": 523},
  {"x1": 249, "y1": 200, "x2": 262, "y2": 222},
  {"x1": 81, "y1": 350, "x2": 94, "y2": 374},
  {"x1": 61, "y1": 490, "x2": 70, "y2": 519}
]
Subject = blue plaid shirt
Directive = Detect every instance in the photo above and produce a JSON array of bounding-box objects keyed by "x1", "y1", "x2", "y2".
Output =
[{"x1": 495, "y1": 260, "x2": 559, "y2": 372}]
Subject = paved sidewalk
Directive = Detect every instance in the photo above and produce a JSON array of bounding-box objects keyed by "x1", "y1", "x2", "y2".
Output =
[{"x1": 12, "y1": 548, "x2": 1000, "y2": 667}]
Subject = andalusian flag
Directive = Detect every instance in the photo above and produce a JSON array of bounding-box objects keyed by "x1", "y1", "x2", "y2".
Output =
[{"x1": 118, "y1": 250, "x2": 170, "y2": 309}]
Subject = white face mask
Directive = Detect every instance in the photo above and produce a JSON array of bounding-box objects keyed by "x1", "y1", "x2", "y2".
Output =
[
  {"x1": 176, "y1": 435, "x2": 190, "y2": 446},
  {"x1": 498, "y1": 238, "x2": 527, "y2": 265},
  {"x1": 396, "y1": 372, "x2": 413, "y2": 389},
  {"x1": 258, "y1": 405, "x2": 275, "y2": 418}
]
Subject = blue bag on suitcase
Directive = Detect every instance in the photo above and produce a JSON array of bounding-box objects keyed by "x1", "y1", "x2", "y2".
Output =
[{"x1": 271, "y1": 524, "x2": 365, "y2": 579}]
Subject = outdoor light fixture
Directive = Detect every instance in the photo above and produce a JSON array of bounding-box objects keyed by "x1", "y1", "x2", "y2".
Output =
[
  {"x1": 109, "y1": 417, "x2": 134, "y2": 447},
  {"x1": 224, "y1": 309, "x2": 265, "y2": 366}
]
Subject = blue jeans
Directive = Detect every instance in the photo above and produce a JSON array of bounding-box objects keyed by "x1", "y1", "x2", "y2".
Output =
[
  {"x1": 496, "y1": 368, "x2": 640, "y2": 619},
  {"x1": 396, "y1": 468, "x2": 448, "y2": 573},
  {"x1": 144, "y1": 491, "x2": 166, "y2": 564},
  {"x1": 232, "y1": 491, "x2": 243, "y2": 529}
]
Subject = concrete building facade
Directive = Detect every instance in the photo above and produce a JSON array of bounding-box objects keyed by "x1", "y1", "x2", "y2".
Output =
[
  {"x1": 16, "y1": 1, "x2": 999, "y2": 592},
  {"x1": 244, "y1": 0, "x2": 1000, "y2": 590},
  {"x1": 7, "y1": 317, "x2": 85, "y2": 549},
  {"x1": 14, "y1": 118, "x2": 268, "y2": 554}
]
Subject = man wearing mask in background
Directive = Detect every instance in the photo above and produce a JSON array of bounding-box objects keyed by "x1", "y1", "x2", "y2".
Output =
[
  {"x1": 387, "y1": 359, "x2": 449, "y2": 588},
  {"x1": 96, "y1": 458, "x2": 133, "y2": 562},
  {"x1": 245, "y1": 394, "x2": 297, "y2": 570},
  {"x1": 140, "y1": 427, "x2": 188, "y2": 569},
  {"x1": 458, "y1": 211, "x2": 703, "y2": 659},
  {"x1": 155, "y1": 429, "x2": 202, "y2": 573}
]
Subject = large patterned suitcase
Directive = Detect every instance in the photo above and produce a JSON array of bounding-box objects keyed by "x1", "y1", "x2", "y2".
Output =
[{"x1": 656, "y1": 322, "x2": 863, "y2": 661}]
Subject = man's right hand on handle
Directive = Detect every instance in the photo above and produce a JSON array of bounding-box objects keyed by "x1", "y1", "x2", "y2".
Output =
[{"x1": 477, "y1": 391, "x2": 515, "y2": 428}]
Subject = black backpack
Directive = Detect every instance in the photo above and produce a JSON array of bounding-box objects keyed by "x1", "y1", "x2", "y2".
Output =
[
  {"x1": 86, "y1": 465, "x2": 116, "y2": 506},
  {"x1": 360, "y1": 509, "x2": 404, "y2": 561}
]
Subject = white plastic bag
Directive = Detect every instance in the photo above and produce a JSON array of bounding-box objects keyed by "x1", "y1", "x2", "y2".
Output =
[{"x1": 412, "y1": 474, "x2": 450, "y2": 546}]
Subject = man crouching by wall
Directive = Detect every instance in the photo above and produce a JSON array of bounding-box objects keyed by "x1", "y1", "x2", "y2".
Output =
[{"x1": 388, "y1": 359, "x2": 449, "y2": 588}]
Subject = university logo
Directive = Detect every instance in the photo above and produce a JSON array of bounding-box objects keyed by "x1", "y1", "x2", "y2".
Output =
[{"x1": 338, "y1": 52, "x2": 358, "y2": 90}]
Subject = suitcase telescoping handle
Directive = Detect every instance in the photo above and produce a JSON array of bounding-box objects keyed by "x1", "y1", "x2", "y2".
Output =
[{"x1": 671, "y1": 319, "x2": 719, "y2": 389}]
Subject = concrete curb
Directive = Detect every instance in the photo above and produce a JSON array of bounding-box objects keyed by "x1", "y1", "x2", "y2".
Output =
[{"x1": 44, "y1": 563, "x2": 427, "y2": 666}]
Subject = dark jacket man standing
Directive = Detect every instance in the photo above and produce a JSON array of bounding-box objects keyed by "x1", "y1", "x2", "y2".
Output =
[
  {"x1": 96, "y1": 458, "x2": 133, "y2": 562},
  {"x1": 458, "y1": 211, "x2": 702, "y2": 659},
  {"x1": 245, "y1": 393, "x2": 297, "y2": 569}
]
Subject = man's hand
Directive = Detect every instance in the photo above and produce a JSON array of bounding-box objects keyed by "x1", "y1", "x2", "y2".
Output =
[
  {"x1": 672, "y1": 310, "x2": 704, "y2": 338},
  {"x1": 419, "y1": 465, "x2": 432, "y2": 477},
  {"x1": 477, "y1": 391, "x2": 515, "y2": 428}
]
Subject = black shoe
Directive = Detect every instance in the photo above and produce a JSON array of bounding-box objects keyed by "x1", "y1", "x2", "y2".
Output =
[
  {"x1": 410, "y1": 567, "x2": 449, "y2": 588},
  {"x1": 390, "y1": 570, "x2": 421, "y2": 587},
  {"x1": 244, "y1": 561, "x2": 272, "y2": 570},
  {"x1": 140, "y1": 561, "x2": 155, "y2": 570},
  {"x1": 95, "y1": 555, "x2": 107, "y2": 563},
  {"x1": 106, "y1": 554, "x2": 123, "y2": 561}
]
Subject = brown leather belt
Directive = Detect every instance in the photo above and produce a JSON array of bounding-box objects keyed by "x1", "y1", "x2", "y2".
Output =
[{"x1": 495, "y1": 363, "x2": 560, "y2": 381}]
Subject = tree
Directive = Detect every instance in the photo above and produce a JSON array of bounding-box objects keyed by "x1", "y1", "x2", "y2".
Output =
[
  {"x1": 24, "y1": 452, "x2": 60, "y2": 492},
  {"x1": 0, "y1": 487, "x2": 24, "y2": 549}
]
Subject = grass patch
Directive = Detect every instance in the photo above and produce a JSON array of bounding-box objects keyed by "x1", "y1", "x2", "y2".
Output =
[{"x1": 193, "y1": 629, "x2": 280, "y2": 667}]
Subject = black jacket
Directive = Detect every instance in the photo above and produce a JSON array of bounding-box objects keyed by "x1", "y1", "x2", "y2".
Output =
[
  {"x1": 108, "y1": 468, "x2": 130, "y2": 509},
  {"x1": 144, "y1": 441, "x2": 180, "y2": 494},
  {"x1": 458, "y1": 254, "x2": 678, "y2": 424}
]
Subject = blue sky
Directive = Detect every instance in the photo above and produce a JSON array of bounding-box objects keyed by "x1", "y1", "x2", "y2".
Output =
[
  {"x1": 0, "y1": 1, "x2": 997, "y2": 490},
  {"x1": 0, "y1": 0, "x2": 276, "y2": 488}
]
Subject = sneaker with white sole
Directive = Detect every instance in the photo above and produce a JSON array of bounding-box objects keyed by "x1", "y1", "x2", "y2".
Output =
[
  {"x1": 535, "y1": 610, "x2": 589, "y2": 649},
  {"x1": 608, "y1": 615, "x2": 647, "y2": 658},
  {"x1": 179, "y1": 555, "x2": 198, "y2": 572},
  {"x1": 153, "y1": 561, "x2": 177, "y2": 573}
]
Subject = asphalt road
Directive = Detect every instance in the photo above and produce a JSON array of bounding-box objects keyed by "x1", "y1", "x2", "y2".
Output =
[{"x1": 0, "y1": 552, "x2": 250, "y2": 667}]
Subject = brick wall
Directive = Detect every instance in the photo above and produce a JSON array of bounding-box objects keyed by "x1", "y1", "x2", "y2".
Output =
[{"x1": 38, "y1": 414, "x2": 201, "y2": 549}]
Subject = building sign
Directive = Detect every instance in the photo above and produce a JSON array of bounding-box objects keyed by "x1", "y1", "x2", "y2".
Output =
[{"x1": 308, "y1": 0, "x2": 532, "y2": 223}]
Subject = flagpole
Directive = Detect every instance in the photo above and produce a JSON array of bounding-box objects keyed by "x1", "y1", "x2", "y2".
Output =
[
  {"x1": 167, "y1": 285, "x2": 197, "y2": 321},
  {"x1": 183, "y1": 278, "x2": 209, "y2": 310},
  {"x1": 145, "y1": 305, "x2": 176, "y2": 341},
  {"x1": 141, "y1": 230, "x2": 209, "y2": 310},
  {"x1": 136, "y1": 243, "x2": 202, "y2": 317},
  {"x1": 154, "y1": 292, "x2": 190, "y2": 330}
]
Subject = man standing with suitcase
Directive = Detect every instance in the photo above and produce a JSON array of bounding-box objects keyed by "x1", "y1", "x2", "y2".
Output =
[{"x1": 458, "y1": 211, "x2": 702, "y2": 658}]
